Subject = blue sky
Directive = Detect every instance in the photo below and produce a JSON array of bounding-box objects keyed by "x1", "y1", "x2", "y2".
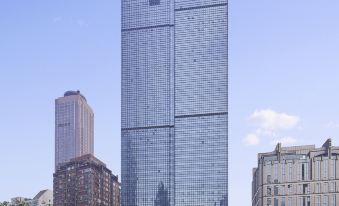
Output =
[
  {"x1": 0, "y1": 0, "x2": 120, "y2": 201},
  {"x1": 1, "y1": 0, "x2": 339, "y2": 205},
  {"x1": 230, "y1": 0, "x2": 339, "y2": 205}
]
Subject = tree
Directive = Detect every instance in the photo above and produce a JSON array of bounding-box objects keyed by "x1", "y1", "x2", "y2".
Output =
[
  {"x1": 154, "y1": 182, "x2": 170, "y2": 206},
  {"x1": 17, "y1": 202, "x2": 29, "y2": 206},
  {"x1": 0, "y1": 202, "x2": 9, "y2": 206}
]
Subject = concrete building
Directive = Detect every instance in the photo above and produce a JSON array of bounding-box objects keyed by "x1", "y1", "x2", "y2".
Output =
[
  {"x1": 53, "y1": 154, "x2": 120, "y2": 206},
  {"x1": 252, "y1": 139, "x2": 339, "y2": 206},
  {"x1": 55, "y1": 90, "x2": 94, "y2": 169},
  {"x1": 121, "y1": 0, "x2": 228, "y2": 205},
  {"x1": 8, "y1": 190, "x2": 52, "y2": 206},
  {"x1": 31, "y1": 190, "x2": 53, "y2": 206}
]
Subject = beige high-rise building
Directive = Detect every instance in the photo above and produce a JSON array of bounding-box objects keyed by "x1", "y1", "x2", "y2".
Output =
[
  {"x1": 252, "y1": 139, "x2": 339, "y2": 206},
  {"x1": 55, "y1": 90, "x2": 94, "y2": 169}
]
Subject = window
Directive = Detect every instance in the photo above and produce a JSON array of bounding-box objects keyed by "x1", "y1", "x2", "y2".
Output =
[
  {"x1": 330, "y1": 182, "x2": 335, "y2": 192},
  {"x1": 302, "y1": 164, "x2": 305, "y2": 180},
  {"x1": 323, "y1": 182, "x2": 329, "y2": 193},
  {"x1": 316, "y1": 161, "x2": 321, "y2": 180},
  {"x1": 288, "y1": 197, "x2": 292, "y2": 206},
  {"x1": 267, "y1": 198, "x2": 272, "y2": 206},
  {"x1": 274, "y1": 186, "x2": 279, "y2": 196},
  {"x1": 274, "y1": 198, "x2": 278, "y2": 206},
  {"x1": 281, "y1": 185, "x2": 285, "y2": 195},
  {"x1": 323, "y1": 196, "x2": 329, "y2": 206},
  {"x1": 288, "y1": 184, "x2": 292, "y2": 195},
  {"x1": 281, "y1": 197, "x2": 286, "y2": 206},
  {"x1": 298, "y1": 197, "x2": 302, "y2": 206},
  {"x1": 303, "y1": 184, "x2": 309, "y2": 194},
  {"x1": 274, "y1": 163, "x2": 278, "y2": 182},
  {"x1": 307, "y1": 196, "x2": 311, "y2": 206},
  {"x1": 302, "y1": 163, "x2": 309, "y2": 180},
  {"x1": 324, "y1": 160, "x2": 329, "y2": 179},
  {"x1": 330, "y1": 160, "x2": 336, "y2": 179},
  {"x1": 282, "y1": 163, "x2": 286, "y2": 182},
  {"x1": 267, "y1": 175, "x2": 272, "y2": 184},
  {"x1": 267, "y1": 187, "x2": 272, "y2": 196},
  {"x1": 149, "y1": 0, "x2": 160, "y2": 6},
  {"x1": 316, "y1": 196, "x2": 321, "y2": 206},
  {"x1": 316, "y1": 183, "x2": 321, "y2": 193},
  {"x1": 288, "y1": 163, "x2": 293, "y2": 181},
  {"x1": 266, "y1": 164, "x2": 272, "y2": 183}
]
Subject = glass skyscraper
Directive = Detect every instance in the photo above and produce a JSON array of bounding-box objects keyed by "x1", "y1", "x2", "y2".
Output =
[{"x1": 121, "y1": 0, "x2": 228, "y2": 205}]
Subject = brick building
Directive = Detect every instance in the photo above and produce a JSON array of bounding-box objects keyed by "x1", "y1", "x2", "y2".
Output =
[{"x1": 53, "y1": 154, "x2": 120, "y2": 206}]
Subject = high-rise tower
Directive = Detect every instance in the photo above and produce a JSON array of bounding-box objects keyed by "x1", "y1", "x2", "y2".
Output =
[
  {"x1": 121, "y1": 1, "x2": 228, "y2": 205},
  {"x1": 55, "y1": 90, "x2": 94, "y2": 169}
]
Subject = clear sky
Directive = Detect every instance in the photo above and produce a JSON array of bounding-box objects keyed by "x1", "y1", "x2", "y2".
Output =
[
  {"x1": 0, "y1": 0, "x2": 120, "y2": 201},
  {"x1": 1, "y1": 0, "x2": 339, "y2": 205}
]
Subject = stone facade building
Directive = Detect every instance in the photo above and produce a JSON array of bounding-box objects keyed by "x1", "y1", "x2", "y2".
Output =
[
  {"x1": 53, "y1": 154, "x2": 120, "y2": 206},
  {"x1": 252, "y1": 139, "x2": 339, "y2": 206}
]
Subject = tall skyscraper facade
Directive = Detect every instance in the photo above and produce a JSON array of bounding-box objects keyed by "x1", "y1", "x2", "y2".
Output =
[
  {"x1": 121, "y1": 1, "x2": 228, "y2": 205},
  {"x1": 55, "y1": 90, "x2": 94, "y2": 168}
]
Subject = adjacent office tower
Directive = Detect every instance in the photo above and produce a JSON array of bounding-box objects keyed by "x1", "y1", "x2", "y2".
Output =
[
  {"x1": 252, "y1": 139, "x2": 339, "y2": 206},
  {"x1": 121, "y1": 0, "x2": 228, "y2": 205},
  {"x1": 55, "y1": 90, "x2": 94, "y2": 168}
]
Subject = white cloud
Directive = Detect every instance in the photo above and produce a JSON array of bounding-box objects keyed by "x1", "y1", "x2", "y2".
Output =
[
  {"x1": 326, "y1": 121, "x2": 339, "y2": 128},
  {"x1": 255, "y1": 128, "x2": 277, "y2": 137},
  {"x1": 243, "y1": 133, "x2": 260, "y2": 146},
  {"x1": 76, "y1": 19, "x2": 88, "y2": 27},
  {"x1": 249, "y1": 109, "x2": 300, "y2": 131},
  {"x1": 272, "y1": 137, "x2": 298, "y2": 146},
  {"x1": 243, "y1": 109, "x2": 302, "y2": 147},
  {"x1": 53, "y1": 16, "x2": 62, "y2": 22}
]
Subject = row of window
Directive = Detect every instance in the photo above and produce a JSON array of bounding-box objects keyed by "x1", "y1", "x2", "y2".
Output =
[
  {"x1": 266, "y1": 182, "x2": 336, "y2": 196},
  {"x1": 267, "y1": 195, "x2": 336, "y2": 206},
  {"x1": 265, "y1": 159, "x2": 337, "y2": 184}
]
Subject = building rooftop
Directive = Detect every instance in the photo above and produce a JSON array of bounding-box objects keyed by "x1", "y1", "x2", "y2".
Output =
[
  {"x1": 58, "y1": 154, "x2": 106, "y2": 168},
  {"x1": 255, "y1": 138, "x2": 339, "y2": 164},
  {"x1": 33, "y1": 189, "x2": 51, "y2": 200},
  {"x1": 64, "y1": 90, "x2": 87, "y2": 101}
]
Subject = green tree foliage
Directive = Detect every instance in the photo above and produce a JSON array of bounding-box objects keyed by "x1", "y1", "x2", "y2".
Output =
[
  {"x1": 17, "y1": 202, "x2": 29, "y2": 206},
  {"x1": 0, "y1": 201, "x2": 9, "y2": 206}
]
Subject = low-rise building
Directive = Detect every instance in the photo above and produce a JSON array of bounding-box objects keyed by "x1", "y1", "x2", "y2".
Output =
[
  {"x1": 53, "y1": 154, "x2": 120, "y2": 206},
  {"x1": 8, "y1": 189, "x2": 53, "y2": 206},
  {"x1": 252, "y1": 139, "x2": 339, "y2": 206},
  {"x1": 112, "y1": 175, "x2": 120, "y2": 206},
  {"x1": 31, "y1": 190, "x2": 53, "y2": 206}
]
